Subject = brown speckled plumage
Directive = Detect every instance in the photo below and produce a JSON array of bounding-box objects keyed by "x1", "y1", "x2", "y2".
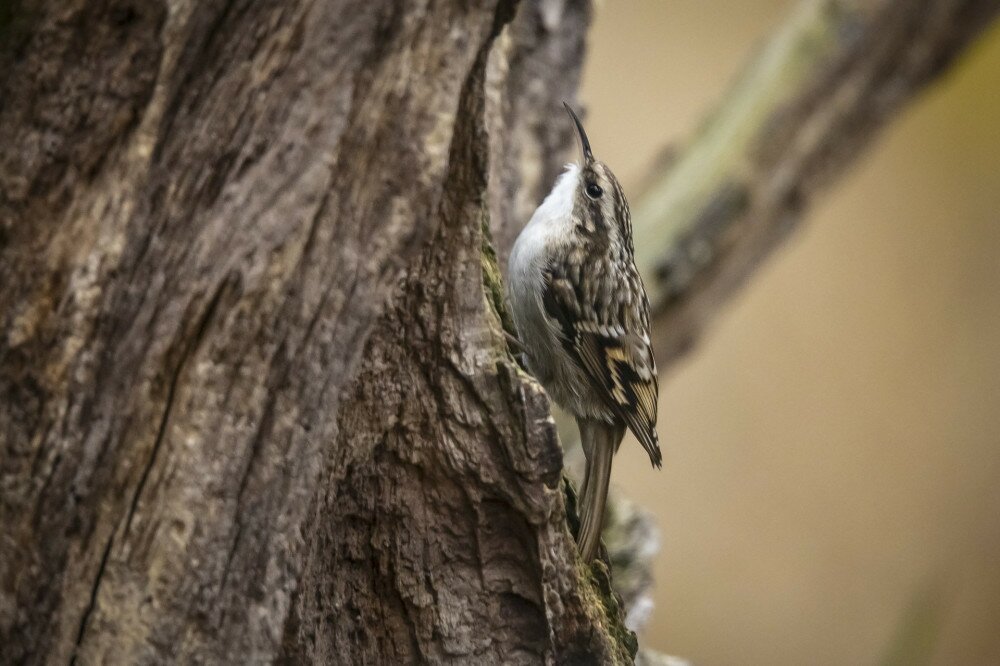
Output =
[{"x1": 507, "y1": 104, "x2": 660, "y2": 561}]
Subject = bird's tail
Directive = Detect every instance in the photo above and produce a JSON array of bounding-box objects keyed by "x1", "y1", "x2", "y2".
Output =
[{"x1": 577, "y1": 419, "x2": 624, "y2": 562}]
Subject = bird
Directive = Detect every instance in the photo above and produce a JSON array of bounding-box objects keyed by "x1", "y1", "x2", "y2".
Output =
[{"x1": 507, "y1": 102, "x2": 660, "y2": 561}]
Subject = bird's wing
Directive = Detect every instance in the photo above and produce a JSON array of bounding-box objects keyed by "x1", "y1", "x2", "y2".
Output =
[{"x1": 542, "y1": 269, "x2": 661, "y2": 467}]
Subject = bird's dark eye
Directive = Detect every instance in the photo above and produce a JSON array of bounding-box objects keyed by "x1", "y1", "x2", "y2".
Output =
[{"x1": 585, "y1": 183, "x2": 603, "y2": 199}]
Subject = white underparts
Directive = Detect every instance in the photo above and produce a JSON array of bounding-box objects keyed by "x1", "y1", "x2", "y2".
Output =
[
  {"x1": 507, "y1": 163, "x2": 579, "y2": 281},
  {"x1": 533, "y1": 163, "x2": 579, "y2": 223}
]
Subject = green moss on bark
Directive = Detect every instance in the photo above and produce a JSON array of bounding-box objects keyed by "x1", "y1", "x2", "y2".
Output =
[
  {"x1": 480, "y1": 216, "x2": 517, "y2": 338},
  {"x1": 481, "y1": 216, "x2": 637, "y2": 664}
]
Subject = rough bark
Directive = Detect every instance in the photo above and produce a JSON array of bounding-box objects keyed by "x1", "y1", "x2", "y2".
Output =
[
  {"x1": 1, "y1": 0, "x2": 634, "y2": 663},
  {"x1": 5, "y1": 0, "x2": 997, "y2": 663}
]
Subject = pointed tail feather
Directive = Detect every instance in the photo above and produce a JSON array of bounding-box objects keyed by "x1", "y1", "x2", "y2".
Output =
[{"x1": 577, "y1": 419, "x2": 623, "y2": 561}]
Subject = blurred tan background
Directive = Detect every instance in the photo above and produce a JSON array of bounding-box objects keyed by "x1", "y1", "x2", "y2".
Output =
[{"x1": 580, "y1": 1, "x2": 1000, "y2": 664}]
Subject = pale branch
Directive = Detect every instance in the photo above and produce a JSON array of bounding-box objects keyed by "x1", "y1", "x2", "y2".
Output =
[{"x1": 631, "y1": 0, "x2": 1000, "y2": 365}]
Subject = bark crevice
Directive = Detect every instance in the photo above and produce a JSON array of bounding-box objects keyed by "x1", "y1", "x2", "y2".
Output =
[{"x1": 1, "y1": 0, "x2": 635, "y2": 663}]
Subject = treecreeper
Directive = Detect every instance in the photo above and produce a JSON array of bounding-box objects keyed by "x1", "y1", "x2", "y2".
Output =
[{"x1": 507, "y1": 103, "x2": 661, "y2": 561}]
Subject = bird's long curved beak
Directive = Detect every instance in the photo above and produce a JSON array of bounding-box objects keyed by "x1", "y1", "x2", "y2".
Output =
[{"x1": 563, "y1": 102, "x2": 594, "y2": 163}]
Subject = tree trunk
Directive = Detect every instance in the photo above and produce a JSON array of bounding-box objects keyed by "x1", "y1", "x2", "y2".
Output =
[
  {"x1": 1, "y1": 0, "x2": 634, "y2": 663},
  {"x1": 7, "y1": 0, "x2": 996, "y2": 662}
]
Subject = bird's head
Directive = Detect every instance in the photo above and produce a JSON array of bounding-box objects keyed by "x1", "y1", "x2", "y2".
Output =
[{"x1": 562, "y1": 102, "x2": 632, "y2": 248}]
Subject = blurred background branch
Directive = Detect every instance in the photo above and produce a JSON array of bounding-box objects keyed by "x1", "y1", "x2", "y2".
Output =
[
  {"x1": 587, "y1": 0, "x2": 1000, "y2": 660},
  {"x1": 627, "y1": 0, "x2": 1000, "y2": 366}
]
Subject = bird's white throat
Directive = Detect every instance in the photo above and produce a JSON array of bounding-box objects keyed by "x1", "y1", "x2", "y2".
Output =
[
  {"x1": 508, "y1": 163, "x2": 580, "y2": 283},
  {"x1": 531, "y1": 163, "x2": 579, "y2": 225}
]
